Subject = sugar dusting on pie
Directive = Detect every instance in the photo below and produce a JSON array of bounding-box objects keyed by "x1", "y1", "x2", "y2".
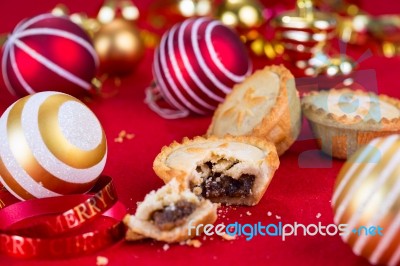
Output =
[
  {"x1": 207, "y1": 65, "x2": 301, "y2": 156},
  {"x1": 303, "y1": 90, "x2": 400, "y2": 122},
  {"x1": 217, "y1": 71, "x2": 279, "y2": 133},
  {"x1": 302, "y1": 88, "x2": 400, "y2": 159}
]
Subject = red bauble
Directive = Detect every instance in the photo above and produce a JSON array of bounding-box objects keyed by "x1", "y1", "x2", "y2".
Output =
[
  {"x1": 1, "y1": 13, "x2": 98, "y2": 97},
  {"x1": 147, "y1": 17, "x2": 252, "y2": 119}
]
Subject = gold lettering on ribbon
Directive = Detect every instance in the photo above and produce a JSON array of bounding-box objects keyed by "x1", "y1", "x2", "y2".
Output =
[
  {"x1": 25, "y1": 239, "x2": 38, "y2": 257},
  {"x1": 94, "y1": 190, "x2": 107, "y2": 208},
  {"x1": 81, "y1": 233, "x2": 95, "y2": 252},
  {"x1": 74, "y1": 203, "x2": 95, "y2": 223},
  {"x1": 105, "y1": 184, "x2": 116, "y2": 201},
  {"x1": 0, "y1": 234, "x2": 41, "y2": 257},
  {"x1": 64, "y1": 209, "x2": 79, "y2": 228},
  {"x1": 0, "y1": 234, "x2": 11, "y2": 253},
  {"x1": 72, "y1": 186, "x2": 115, "y2": 223},
  {"x1": 87, "y1": 197, "x2": 102, "y2": 214},
  {"x1": 53, "y1": 209, "x2": 79, "y2": 233},
  {"x1": 0, "y1": 199, "x2": 5, "y2": 209},
  {"x1": 12, "y1": 237, "x2": 25, "y2": 256}
]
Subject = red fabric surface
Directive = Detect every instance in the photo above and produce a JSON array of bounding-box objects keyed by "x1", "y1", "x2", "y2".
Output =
[{"x1": 0, "y1": 0, "x2": 400, "y2": 265}]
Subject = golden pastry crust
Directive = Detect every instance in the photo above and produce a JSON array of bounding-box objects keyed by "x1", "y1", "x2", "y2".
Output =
[
  {"x1": 153, "y1": 135, "x2": 280, "y2": 206},
  {"x1": 207, "y1": 65, "x2": 302, "y2": 156},
  {"x1": 302, "y1": 88, "x2": 400, "y2": 159},
  {"x1": 124, "y1": 179, "x2": 218, "y2": 243}
]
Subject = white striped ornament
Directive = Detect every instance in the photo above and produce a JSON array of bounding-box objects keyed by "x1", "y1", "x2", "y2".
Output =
[
  {"x1": 333, "y1": 135, "x2": 400, "y2": 265},
  {"x1": 146, "y1": 17, "x2": 252, "y2": 119},
  {"x1": 2, "y1": 13, "x2": 98, "y2": 97},
  {"x1": 0, "y1": 91, "x2": 107, "y2": 200}
]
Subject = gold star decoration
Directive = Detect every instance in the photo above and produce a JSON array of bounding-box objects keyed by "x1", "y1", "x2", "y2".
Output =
[{"x1": 222, "y1": 87, "x2": 267, "y2": 129}]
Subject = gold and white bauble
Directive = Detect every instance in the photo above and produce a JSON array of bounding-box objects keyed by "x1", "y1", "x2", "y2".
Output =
[
  {"x1": 0, "y1": 91, "x2": 107, "y2": 200},
  {"x1": 333, "y1": 134, "x2": 400, "y2": 265}
]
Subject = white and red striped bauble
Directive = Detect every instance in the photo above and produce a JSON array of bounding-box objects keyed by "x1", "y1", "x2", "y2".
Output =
[
  {"x1": 0, "y1": 91, "x2": 107, "y2": 200},
  {"x1": 147, "y1": 17, "x2": 252, "y2": 119},
  {"x1": 333, "y1": 135, "x2": 400, "y2": 266},
  {"x1": 1, "y1": 13, "x2": 98, "y2": 97}
]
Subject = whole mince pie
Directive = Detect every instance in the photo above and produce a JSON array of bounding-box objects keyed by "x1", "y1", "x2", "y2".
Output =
[
  {"x1": 124, "y1": 179, "x2": 217, "y2": 243},
  {"x1": 207, "y1": 65, "x2": 301, "y2": 156},
  {"x1": 302, "y1": 88, "x2": 400, "y2": 159},
  {"x1": 153, "y1": 136, "x2": 280, "y2": 206}
]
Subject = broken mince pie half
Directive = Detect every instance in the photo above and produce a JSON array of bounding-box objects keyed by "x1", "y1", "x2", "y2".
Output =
[
  {"x1": 207, "y1": 65, "x2": 301, "y2": 156},
  {"x1": 124, "y1": 179, "x2": 217, "y2": 243},
  {"x1": 302, "y1": 88, "x2": 400, "y2": 159},
  {"x1": 153, "y1": 136, "x2": 280, "y2": 206}
]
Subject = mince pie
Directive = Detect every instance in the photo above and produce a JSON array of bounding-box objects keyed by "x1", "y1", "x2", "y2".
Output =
[
  {"x1": 207, "y1": 65, "x2": 301, "y2": 156},
  {"x1": 153, "y1": 136, "x2": 279, "y2": 206},
  {"x1": 124, "y1": 179, "x2": 217, "y2": 243},
  {"x1": 302, "y1": 88, "x2": 400, "y2": 159}
]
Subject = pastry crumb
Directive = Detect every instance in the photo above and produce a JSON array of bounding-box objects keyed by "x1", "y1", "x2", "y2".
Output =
[
  {"x1": 163, "y1": 244, "x2": 170, "y2": 251},
  {"x1": 267, "y1": 211, "x2": 272, "y2": 216},
  {"x1": 115, "y1": 130, "x2": 135, "y2": 143},
  {"x1": 275, "y1": 215, "x2": 281, "y2": 220},
  {"x1": 246, "y1": 211, "x2": 252, "y2": 216},
  {"x1": 96, "y1": 256, "x2": 109, "y2": 266},
  {"x1": 186, "y1": 239, "x2": 202, "y2": 248},
  {"x1": 126, "y1": 133, "x2": 135, "y2": 139},
  {"x1": 114, "y1": 137, "x2": 123, "y2": 143},
  {"x1": 316, "y1": 213, "x2": 321, "y2": 219},
  {"x1": 221, "y1": 233, "x2": 236, "y2": 241}
]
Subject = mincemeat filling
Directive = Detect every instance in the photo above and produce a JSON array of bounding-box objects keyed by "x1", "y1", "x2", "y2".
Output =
[
  {"x1": 195, "y1": 160, "x2": 255, "y2": 199},
  {"x1": 151, "y1": 200, "x2": 196, "y2": 230}
]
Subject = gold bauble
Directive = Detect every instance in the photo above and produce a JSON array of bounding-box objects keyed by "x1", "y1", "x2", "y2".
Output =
[
  {"x1": 93, "y1": 18, "x2": 144, "y2": 75},
  {"x1": 333, "y1": 135, "x2": 400, "y2": 265},
  {"x1": 215, "y1": 0, "x2": 264, "y2": 29}
]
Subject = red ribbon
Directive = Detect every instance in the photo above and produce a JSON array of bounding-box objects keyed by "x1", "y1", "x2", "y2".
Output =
[{"x1": 0, "y1": 175, "x2": 127, "y2": 259}]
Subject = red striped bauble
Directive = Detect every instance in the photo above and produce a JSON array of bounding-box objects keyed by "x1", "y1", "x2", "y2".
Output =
[
  {"x1": 147, "y1": 17, "x2": 252, "y2": 119},
  {"x1": 1, "y1": 13, "x2": 98, "y2": 97}
]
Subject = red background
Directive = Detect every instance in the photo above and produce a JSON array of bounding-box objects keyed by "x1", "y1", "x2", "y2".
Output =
[{"x1": 0, "y1": 0, "x2": 400, "y2": 265}]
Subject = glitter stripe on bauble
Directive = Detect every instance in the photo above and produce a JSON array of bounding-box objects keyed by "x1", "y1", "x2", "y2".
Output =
[
  {"x1": 0, "y1": 92, "x2": 107, "y2": 200},
  {"x1": 1, "y1": 13, "x2": 98, "y2": 97},
  {"x1": 157, "y1": 25, "x2": 206, "y2": 114},
  {"x1": 168, "y1": 24, "x2": 215, "y2": 111},
  {"x1": 332, "y1": 135, "x2": 400, "y2": 265},
  {"x1": 333, "y1": 136, "x2": 396, "y2": 221},
  {"x1": 178, "y1": 19, "x2": 224, "y2": 103},
  {"x1": 148, "y1": 17, "x2": 251, "y2": 118}
]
